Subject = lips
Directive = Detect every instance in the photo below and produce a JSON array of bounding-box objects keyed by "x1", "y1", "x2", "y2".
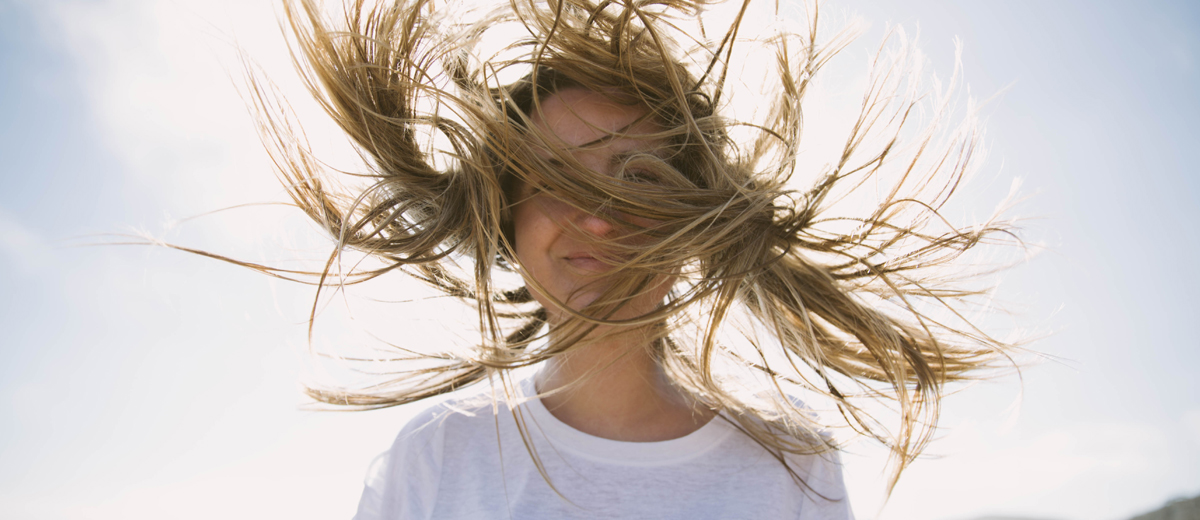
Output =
[{"x1": 564, "y1": 253, "x2": 613, "y2": 273}]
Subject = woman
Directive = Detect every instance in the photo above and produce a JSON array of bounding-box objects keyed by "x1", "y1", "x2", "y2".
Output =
[
  {"x1": 351, "y1": 81, "x2": 854, "y2": 518},
  {"x1": 241, "y1": 0, "x2": 1021, "y2": 517}
]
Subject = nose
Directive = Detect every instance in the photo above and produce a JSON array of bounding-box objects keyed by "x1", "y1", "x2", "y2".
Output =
[{"x1": 575, "y1": 208, "x2": 616, "y2": 237}]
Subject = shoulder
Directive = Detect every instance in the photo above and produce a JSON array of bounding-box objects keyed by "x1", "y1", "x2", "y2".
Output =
[
  {"x1": 382, "y1": 382, "x2": 515, "y2": 465},
  {"x1": 353, "y1": 384, "x2": 509, "y2": 520},
  {"x1": 774, "y1": 397, "x2": 854, "y2": 519},
  {"x1": 720, "y1": 396, "x2": 855, "y2": 519}
]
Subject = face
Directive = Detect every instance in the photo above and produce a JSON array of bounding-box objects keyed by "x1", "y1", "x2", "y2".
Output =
[{"x1": 511, "y1": 87, "x2": 672, "y2": 323}]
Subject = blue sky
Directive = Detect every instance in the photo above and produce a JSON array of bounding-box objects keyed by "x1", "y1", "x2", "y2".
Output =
[{"x1": 1, "y1": 0, "x2": 1197, "y2": 519}]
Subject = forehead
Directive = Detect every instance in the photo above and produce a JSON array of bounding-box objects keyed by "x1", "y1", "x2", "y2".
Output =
[{"x1": 529, "y1": 88, "x2": 661, "y2": 149}]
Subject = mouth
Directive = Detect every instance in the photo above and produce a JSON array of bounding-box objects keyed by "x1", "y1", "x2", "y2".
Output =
[{"x1": 564, "y1": 253, "x2": 617, "y2": 273}]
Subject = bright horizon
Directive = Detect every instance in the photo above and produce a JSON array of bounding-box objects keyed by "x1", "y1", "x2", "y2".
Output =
[{"x1": 1, "y1": 1, "x2": 1198, "y2": 519}]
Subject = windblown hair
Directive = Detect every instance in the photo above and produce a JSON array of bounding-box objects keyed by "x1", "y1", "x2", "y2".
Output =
[{"x1": 241, "y1": 0, "x2": 1022, "y2": 490}]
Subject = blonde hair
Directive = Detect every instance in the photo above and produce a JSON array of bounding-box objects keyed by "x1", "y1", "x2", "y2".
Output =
[{"x1": 235, "y1": 0, "x2": 1023, "y2": 491}]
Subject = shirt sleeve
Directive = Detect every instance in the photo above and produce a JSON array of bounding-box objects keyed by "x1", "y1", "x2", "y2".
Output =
[
  {"x1": 797, "y1": 447, "x2": 855, "y2": 520},
  {"x1": 353, "y1": 405, "x2": 448, "y2": 520}
]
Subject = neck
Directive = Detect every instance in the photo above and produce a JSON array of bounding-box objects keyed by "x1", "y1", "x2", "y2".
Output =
[{"x1": 535, "y1": 322, "x2": 715, "y2": 442}]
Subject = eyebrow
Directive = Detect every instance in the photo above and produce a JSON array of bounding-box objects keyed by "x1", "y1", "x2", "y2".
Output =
[
  {"x1": 546, "y1": 134, "x2": 669, "y2": 170},
  {"x1": 608, "y1": 149, "x2": 669, "y2": 170}
]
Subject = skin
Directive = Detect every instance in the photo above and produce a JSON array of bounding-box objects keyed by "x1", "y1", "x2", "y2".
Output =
[{"x1": 513, "y1": 87, "x2": 715, "y2": 442}]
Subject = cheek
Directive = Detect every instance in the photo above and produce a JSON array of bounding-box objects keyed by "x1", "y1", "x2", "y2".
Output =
[
  {"x1": 511, "y1": 197, "x2": 558, "y2": 274},
  {"x1": 639, "y1": 272, "x2": 677, "y2": 308},
  {"x1": 509, "y1": 181, "x2": 539, "y2": 256},
  {"x1": 512, "y1": 195, "x2": 577, "y2": 255},
  {"x1": 511, "y1": 203, "x2": 538, "y2": 264},
  {"x1": 511, "y1": 200, "x2": 564, "y2": 316}
]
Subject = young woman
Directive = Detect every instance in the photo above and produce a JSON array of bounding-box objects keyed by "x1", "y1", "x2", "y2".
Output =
[
  {"x1": 351, "y1": 81, "x2": 855, "y2": 519},
  {"x1": 239, "y1": 0, "x2": 1022, "y2": 517}
]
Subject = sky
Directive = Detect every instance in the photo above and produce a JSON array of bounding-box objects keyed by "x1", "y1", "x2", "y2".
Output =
[{"x1": 1, "y1": 0, "x2": 1198, "y2": 519}]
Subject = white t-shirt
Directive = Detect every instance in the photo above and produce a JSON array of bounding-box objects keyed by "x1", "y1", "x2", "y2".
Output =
[{"x1": 354, "y1": 378, "x2": 854, "y2": 519}]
